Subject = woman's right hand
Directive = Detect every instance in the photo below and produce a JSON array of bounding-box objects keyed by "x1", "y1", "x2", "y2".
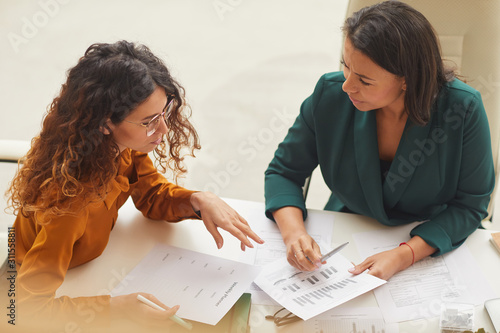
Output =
[
  {"x1": 284, "y1": 230, "x2": 323, "y2": 271},
  {"x1": 273, "y1": 206, "x2": 323, "y2": 271},
  {"x1": 110, "y1": 292, "x2": 179, "y2": 328}
]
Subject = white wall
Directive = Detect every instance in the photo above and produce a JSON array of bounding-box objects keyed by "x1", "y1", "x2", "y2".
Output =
[{"x1": 0, "y1": 1, "x2": 349, "y2": 230}]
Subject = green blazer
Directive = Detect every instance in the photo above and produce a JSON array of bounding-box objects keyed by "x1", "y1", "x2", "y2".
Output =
[{"x1": 265, "y1": 71, "x2": 495, "y2": 256}]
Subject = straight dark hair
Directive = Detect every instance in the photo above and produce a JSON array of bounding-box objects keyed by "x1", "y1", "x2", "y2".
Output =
[{"x1": 343, "y1": 0, "x2": 455, "y2": 126}]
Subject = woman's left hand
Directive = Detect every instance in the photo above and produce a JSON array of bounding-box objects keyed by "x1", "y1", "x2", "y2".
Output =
[
  {"x1": 348, "y1": 236, "x2": 435, "y2": 281},
  {"x1": 347, "y1": 246, "x2": 413, "y2": 281},
  {"x1": 190, "y1": 192, "x2": 264, "y2": 250}
]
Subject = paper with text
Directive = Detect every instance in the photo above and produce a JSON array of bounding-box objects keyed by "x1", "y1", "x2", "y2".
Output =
[
  {"x1": 237, "y1": 205, "x2": 333, "y2": 305},
  {"x1": 303, "y1": 307, "x2": 399, "y2": 333},
  {"x1": 110, "y1": 244, "x2": 261, "y2": 325},
  {"x1": 353, "y1": 222, "x2": 498, "y2": 323},
  {"x1": 254, "y1": 255, "x2": 386, "y2": 321},
  {"x1": 238, "y1": 205, "x2": 333, "y2": 266}
]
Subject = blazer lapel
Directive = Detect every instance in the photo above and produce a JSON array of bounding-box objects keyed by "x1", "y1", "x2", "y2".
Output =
[
  {"x1": 353, "y1": 110, "x2": 388, "y2": 220},
  {"x1": 383, "y1": 121, "x2": 433, "y2": 209}
]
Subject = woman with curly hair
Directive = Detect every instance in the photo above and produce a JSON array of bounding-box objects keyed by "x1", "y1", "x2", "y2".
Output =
[{"x1": 8, "y1": 40, "x2": 263, "y2": 331}]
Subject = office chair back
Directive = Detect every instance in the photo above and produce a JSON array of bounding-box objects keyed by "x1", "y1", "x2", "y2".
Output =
[{"x1": 0, "y1": 139, "x2": 30, "y2": 163}]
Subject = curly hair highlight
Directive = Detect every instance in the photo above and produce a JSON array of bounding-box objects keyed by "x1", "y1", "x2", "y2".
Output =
[{"x1": 7, "y1": 40, "x2": 200, "y2": 223}]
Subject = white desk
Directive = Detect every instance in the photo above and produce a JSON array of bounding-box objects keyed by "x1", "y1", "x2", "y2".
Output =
[{"x1": 58, "y1": 197, "x2": 500, "y2": 332}]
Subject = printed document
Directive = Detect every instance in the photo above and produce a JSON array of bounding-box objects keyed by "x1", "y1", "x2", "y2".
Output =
[
  {"x1": 353, "y1": 222, "x2": 498, "y2": 323},
  {"x1": 236, "y1": 201, "x2": 333, "y2": 305},
  {"x1": 303, "y1": 307, "x2": 399, "y2": 333},
  {"x1": 254, "y1": 254, "x2": 386, "y2": 321},
  {"x1": 237, "y1": 201, "x2": 333, "y2": 267},
  {"x1": 111, "y1": 244, "x2": 261, "y2": 325}
]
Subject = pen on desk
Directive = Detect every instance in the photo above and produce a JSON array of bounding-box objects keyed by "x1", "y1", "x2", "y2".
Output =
[
  {"x1": 320, "y1": 242, "x2": 349, "y2": 262},
  {"x1": 136, "y1": 294, "x2": 193, "y2": 330}
]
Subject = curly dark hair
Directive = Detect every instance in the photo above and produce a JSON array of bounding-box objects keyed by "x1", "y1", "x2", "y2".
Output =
[{"x1": 8, "y1": 40, "x2": 200, "y2": 222}]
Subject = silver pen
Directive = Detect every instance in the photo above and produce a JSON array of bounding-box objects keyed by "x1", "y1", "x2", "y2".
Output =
[{"x1": 320, "y1": 242, "x2": 349, "y2": 262}]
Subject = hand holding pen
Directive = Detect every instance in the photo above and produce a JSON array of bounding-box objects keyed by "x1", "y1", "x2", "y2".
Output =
[
  {"x1": 137, "y1": 295, "x2": 192, "y2": 330},
  {"x1": 110, "y1": 292, "x2": 191, "y2": 330},
  {"x1": 320, "y1": 242, "x2": 349, "y2": 262},
  {"x1": 309, "y1": 242, "x2": 349, "y2": 268},
  {"x1": 290, "y1": 237, "x2": 349, "y2": 271}
]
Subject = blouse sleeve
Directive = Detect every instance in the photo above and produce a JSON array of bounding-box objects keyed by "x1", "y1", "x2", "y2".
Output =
[
  {"x1": 264, "y1": 75, "x2": 325, "y2": 221},
  {"x1": 410, "y1": 90, "x2": 495, "y2": 255},
  {"x1": 129, "y1": 151, "x2": 200, "y2": 221}
]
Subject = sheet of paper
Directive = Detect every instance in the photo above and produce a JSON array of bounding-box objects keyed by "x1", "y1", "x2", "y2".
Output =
[
  {"x1": 254, "y1": 254, "x2": 386, "y2": 321},
  {"x1": 238, "y1": 205, "x2": 333, "y2": 266},
  {"x1": 353, "y1": 223, "x2": 498, "y2": 323},
  {"x1": 303, "y1": 307, "x2": 399, "y2": 333},
  {"x1": 237, "y1": 204, "x2": 333, "y2": 305},
  {"x1": 110, "y1": 244, "x2": 261, "y2": 325}
]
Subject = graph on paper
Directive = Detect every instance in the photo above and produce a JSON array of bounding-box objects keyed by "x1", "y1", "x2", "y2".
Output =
[
  {"x1": 233, "y1": 202, "x2": 333, "y2": 306},
  {"x1": 275, "y1": 267, "x2": 360, "y2": 307},
  {"x1": 254, "y1": 254, "x2": 386, "y2": 320},
  {"x1": 314, "y1": 319, "x2": 390, "y2": 333},
  {"x1": 303, "y1": 307, "x2": 399, "y2": 333}
]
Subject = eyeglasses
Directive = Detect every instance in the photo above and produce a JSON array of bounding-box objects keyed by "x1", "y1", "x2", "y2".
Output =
[
  {"x1": 265, "y1": 307, "x2": 301, "y2": 327},
  {"x1": 123, "y1": 95, "x2": 176, "y2": 137}
]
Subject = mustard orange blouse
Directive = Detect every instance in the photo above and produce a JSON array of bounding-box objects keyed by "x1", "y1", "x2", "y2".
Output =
[{"x1": 14, "y1": 149, "x2": 200, "y2": 328}]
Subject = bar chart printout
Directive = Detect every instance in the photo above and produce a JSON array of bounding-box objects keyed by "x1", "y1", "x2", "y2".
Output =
[
  {"x1": 254, "y1": 254, "x2": 386, "y2": 321},
  {"x1": 234, "y1": 200, "x2": 333, "y2": 305},
  {"x1": 303, "y1": 307, "x2": 399, "y2": 333}
]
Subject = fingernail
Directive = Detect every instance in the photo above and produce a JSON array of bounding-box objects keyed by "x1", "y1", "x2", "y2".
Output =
[
  {"x1": 315, "y1": 262, "x2": 322, "y2": 269},
  {"x1": 217, "y1": 242, "x2": 222, "y2": 249},
  {"x1": 348, "y1": 267, "x2": 355, "y2": 273}
]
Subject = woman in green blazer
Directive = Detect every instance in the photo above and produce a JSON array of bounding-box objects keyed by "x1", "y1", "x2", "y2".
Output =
[{"x1": 264, "y1": 1, "x2": 495, "y2": 280}]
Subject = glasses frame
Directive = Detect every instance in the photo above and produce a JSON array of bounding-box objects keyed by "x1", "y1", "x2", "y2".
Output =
[
  {"x1": 123, "y1": 95, "x2": 176, "y2": 137},
  {"x1": 265, "y1": 307, "x2": 301, "y2": 327}
]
